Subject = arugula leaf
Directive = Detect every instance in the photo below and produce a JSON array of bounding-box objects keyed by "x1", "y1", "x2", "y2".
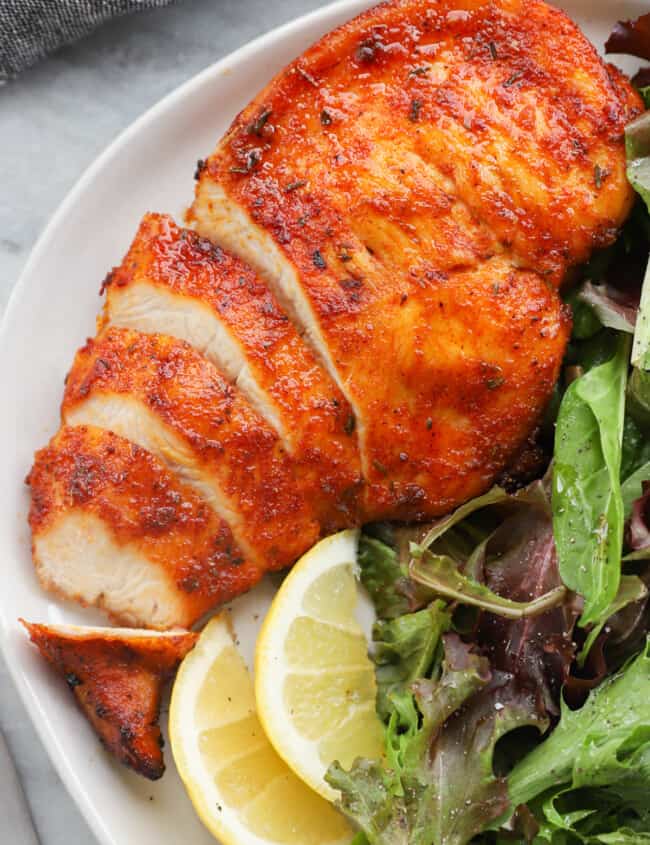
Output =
[
  {"x1": 508, "y1": 639, "x2": 650, "y2": 811},
  {"x1": 373, "y1": 601, "x2": 450, "y2": 720},
  {"x1": 552, "y1": 334, "x2": 631, "y2": 628}
]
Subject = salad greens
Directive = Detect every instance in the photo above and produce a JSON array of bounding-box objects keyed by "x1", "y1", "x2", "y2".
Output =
[
  {"x1": 508, "y1": 641, "x2": 650, "y2": 840},
  {"x1": 327, "y1": 630, "x2": 547, "y2": 845},
  {"x1": 327, "y1": 26, "x2": 650, "y2": 845}
]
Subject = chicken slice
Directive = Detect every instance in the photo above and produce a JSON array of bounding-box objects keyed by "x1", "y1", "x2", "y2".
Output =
[
  {"x1": 62, "y1": 327, "x2": 320, "y2": 569},
  {"x1": 28, "y1": 425, "x2": 261, "y2": 628},
  {"x1": 192, "y1": 0, "x2": 640, "y2": 520},
  {"x1": 101, "y1": 212, "x2": 363, "y2": 528},
  {"x1": 22, "y1": 621, "x2": 197, "y2": 779}
]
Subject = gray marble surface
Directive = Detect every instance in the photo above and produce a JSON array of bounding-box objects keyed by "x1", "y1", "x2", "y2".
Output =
[{"x1": 0, "y1": 1, "x2": 321, "y2": 842}]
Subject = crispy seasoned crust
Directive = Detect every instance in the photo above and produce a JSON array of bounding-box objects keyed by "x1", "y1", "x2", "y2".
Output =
[
  {"x1": 62, "y1": 327, "x2": 320, "y2": 568},
  {"x1": 193, "y1": 0, "x2": 640, "y2": 520},
  {"x1": 202, "y1": 0, "x2": 641, "y2": 275},
  {"x1": 28, "y1": 425, "x2": 262, "y2": 628},
  {"x1": 21, "y1": 621, "x2": 197, "y2": 780},
  {"x1": 102, "y1": 213, "x2": 363, "y2": 529}
]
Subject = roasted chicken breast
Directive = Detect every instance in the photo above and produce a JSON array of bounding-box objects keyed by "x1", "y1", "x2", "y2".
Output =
[
  {"x1": 22, "y1": 621, "x2": 197, "y2": 779},
  {"x1": 27, "y1": 0, "x2": 640, "y2": 631},
  {"x1": 192, "y1": 0, "x2": 639, "y2": 519}
]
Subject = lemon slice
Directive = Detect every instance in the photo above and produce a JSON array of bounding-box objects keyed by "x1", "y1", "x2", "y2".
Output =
[
  {"x1": 169, "y1": 614, "x2": 351, "y2": 845},
  {"x1": 255, "y1": 529, "x2": 384, "y2": 800}
]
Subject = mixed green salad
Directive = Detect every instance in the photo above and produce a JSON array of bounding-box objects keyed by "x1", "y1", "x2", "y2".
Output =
[{"x1": 324, "y1": 18, "x2": 650, "y2": 845}]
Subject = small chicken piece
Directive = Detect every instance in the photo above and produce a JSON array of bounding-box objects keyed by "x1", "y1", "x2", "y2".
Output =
[
  {"x1": 21, "y1": 621, "x2": 197, "y2": 780},
  {"x1": 28, "y1": 425, "x2": 261, "y2": 628},
  {"x1": 62, "y1": 327, "x2": 320, "y2": 570},
  {"x1": 101, "y1": 213, "x2": 363, "y2": 528},
  {"x1": 192, "y1": 0, "x2": 640, "y2": 520}
]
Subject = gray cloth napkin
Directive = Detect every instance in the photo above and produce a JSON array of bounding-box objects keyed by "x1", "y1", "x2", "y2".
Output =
[{"x1": 0, "y1": 0, "x2": 175, "y2": 82}]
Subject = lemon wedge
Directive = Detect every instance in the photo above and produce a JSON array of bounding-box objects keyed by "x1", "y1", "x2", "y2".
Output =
[
  {"x1": 255, "y1": 529, "x2": 384, "y2": 800},
  {"x1": 169, "y1": 614, "x2": 351, "y2": 845}
]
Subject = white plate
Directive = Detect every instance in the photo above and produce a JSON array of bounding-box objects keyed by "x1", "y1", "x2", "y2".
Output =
[{"x1": 0, "y1": 1, "x2": 646, "y2": 843}]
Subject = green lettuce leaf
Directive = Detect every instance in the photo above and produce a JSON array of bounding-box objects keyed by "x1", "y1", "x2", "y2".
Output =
[
  {"x1": 373, "y1": 601, "x2": 450, "y2": 720},
  {"x1": 552, "y1": 334, "x2": 631, "y2": 628},
  {"x1": 357, "y1": 535, "x2": 414, "y2": 620},
  {"x1": 327, "y1": 758, "x2": 410, "y2": 845},
  {"x1": 508, "y1": 639, "x2": 650, "y2": 814}
]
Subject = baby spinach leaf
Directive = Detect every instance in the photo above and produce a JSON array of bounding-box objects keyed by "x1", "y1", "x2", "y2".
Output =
[{"x1": 553, "y1": 334, "x2": 630, "y2": 628}]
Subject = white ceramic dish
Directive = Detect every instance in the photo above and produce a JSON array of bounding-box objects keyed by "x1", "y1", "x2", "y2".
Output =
[{"x1": 0, "y1": 1, "x2": 647, "y2": 843}]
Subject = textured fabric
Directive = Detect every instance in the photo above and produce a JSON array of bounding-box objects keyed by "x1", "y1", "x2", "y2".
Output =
[{"x1": 0, "y1": 0, "x2": 175, "y2": 82}]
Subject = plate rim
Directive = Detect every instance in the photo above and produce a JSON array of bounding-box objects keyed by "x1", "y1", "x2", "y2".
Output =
[{"x1": 0, "y1": 1, "x2": 364, "y2": 842}]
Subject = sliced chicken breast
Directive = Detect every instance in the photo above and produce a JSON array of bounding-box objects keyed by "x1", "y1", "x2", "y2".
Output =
[
  {"x1": 62, "y1": 327, "x2": 320, "y2": 569},
  {"x1": 22, "y1": 621, "x2": 197, "y2": 779},
  {"x1": 28, "y1": 425, "x2": 262, "y2": 628},
  {"x1": 101, "y1": 213, "x2": 363, "y2": 528},
  {"x1": 192, "y1": 0, "x2": 640, "y2": 520}
]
